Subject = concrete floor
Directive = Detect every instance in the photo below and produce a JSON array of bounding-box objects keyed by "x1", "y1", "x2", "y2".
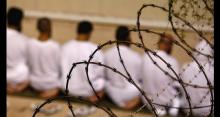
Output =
[{"x1": 7, "y1": 95, "x2": 155, "y2": 117}]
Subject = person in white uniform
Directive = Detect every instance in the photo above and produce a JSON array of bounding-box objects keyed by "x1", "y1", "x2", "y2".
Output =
[
  {"x1": 7, "y1": 7, "x2": 29, "y2": 94},
  {"x1": 27, "y1": 18, "x2": 60, "y2": 98},
  {"x1": 141, "y1": 33, "x2": 181, "y2": 116},
  {"x1": 104, "y1": 26, "x2": 142, "y2": 109},
  {"x1": 180, "y1": 39, "x2": 214, "y2": 117},
  {"x1": 61, "y1": 21, "x2": 105, "y2": 103}
]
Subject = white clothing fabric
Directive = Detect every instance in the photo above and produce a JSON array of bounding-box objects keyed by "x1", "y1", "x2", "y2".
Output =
[
  {"x1": 7, "y1": 28, "x2": 29, "y2": 84},
  {"x1": 105, "y1": 81, "x2": 140, "y2": 107},
  {"x1": 27, "y1": 39, "x2": 61, "y2": 91},
  {"x1": 141, "y1": 50, "x2": 180, "y2": 110},
  {"x1": 180, "y1": 40, "x2": 214, "y2": 116},
  {"x1": 61, "y1": 40, "x2": 105, "y2": 97},
  {"x1": 104, "y1": 45, "x2": 142, "y2": 107}
]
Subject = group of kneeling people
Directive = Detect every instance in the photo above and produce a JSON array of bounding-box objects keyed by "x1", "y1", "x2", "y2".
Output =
[{"x1": 7, "y1": 7, "x2": 213, "y2": 117}]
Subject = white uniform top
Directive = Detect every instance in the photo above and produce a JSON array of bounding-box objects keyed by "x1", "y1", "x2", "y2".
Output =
[
  {"x1": 104, "y1": 45, "x2": 142, "y2": 107},
  {"x1": 27, "y1": 39, "x2": 61, "y2": 91},
  {"x1": 141, "y1": 50, "x2": 180, "y2": 108},
  {"x1": 180, "y1": 40, "x2": 214, "y2": 116},
  {"x1": 7, "y1": 28, "x2": 29, "y2": 84},
  {"x1": 61, "y1": 40, "x2": 105, "y2": 97},
  {"x1": 104, "y1": 45, "x2": 142, "y2": 87}
]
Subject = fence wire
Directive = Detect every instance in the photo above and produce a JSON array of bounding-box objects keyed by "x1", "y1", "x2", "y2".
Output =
[{"x1": 33, "y1": 0, "x2": 214, "y2": 117}]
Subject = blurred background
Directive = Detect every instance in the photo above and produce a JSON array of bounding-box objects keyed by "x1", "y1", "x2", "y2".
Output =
[
  {"x1": 7, "y1": 0, "x2": 212, "y2": 65},
  {"x1": 7, "y1": 0, "x2": 213, "y2": 117}
]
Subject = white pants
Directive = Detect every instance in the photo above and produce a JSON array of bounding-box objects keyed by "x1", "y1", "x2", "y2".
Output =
[
  {"x1": 7, "y1": 63, "x2": 29, "y2": 85},
  {"x1": 30, "y1": 78, "x2": 61, "y2": 91},
  {"x1": 105, "y1": 82, "x2": 140, "y2": 107},
  {"x1": 64, "y1": 78, "x2": 105, "y2": 97}
]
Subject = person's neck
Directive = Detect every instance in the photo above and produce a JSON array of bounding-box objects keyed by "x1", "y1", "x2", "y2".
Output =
[
  {"x1": 158, "y1": 48, "x2": 169, "y2": 54},
  {"x1": 8, "y1": 25, "x2": 20, "y2": 32},
  {"x1": 38, "y1": 33, "x2": 49, "y2": 42},
  {"x1": 118, "y1": 43, "x2": 130, "y2": 47},
  {"x1": 77, "y1": 34, "x2": 89, "y2": 41}
]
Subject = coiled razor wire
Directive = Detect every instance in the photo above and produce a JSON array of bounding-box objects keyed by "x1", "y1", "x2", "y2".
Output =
[{"x1": 33, "y1": 0, "x2": 214, "y2": 117}]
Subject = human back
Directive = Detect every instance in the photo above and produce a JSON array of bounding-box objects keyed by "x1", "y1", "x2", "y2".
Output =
[
  {"x1": 105, "y1": 46, "x2": 141, "y2": 87},
  {"x1": 141, "y1": 33, "x2": 180, "y2": 116},
  {"x1": 7, "y1": 7, "x2": 29, "y2": 94},
  {"x1": 180, "y1": 40, "x2": 214, "y2": 116},
  {"x1": 61, "y1": 39, "x2": 104, "y2": 96},
  {"x1": 61, "y1": 21, "x2": 105, "y2": 103},
  {"x1": 27, "y1": 17, "x2": 60, "y2": 98},
  {"x1": 28, "y1": 38, "x2": 61, "y2": 91},
  {"x1": 7, "y1": 28, "x2": 28, "y2": 69},
  {"x1": 104, "y1": 26, "x2": 142, "y2": 110}
]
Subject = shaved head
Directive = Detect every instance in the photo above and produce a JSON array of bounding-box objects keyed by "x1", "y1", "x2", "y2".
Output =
[
  {"x1": 37, "y1": 17, "x2": 52, "y2": 37},
  {"x1": 158, "y1": 33, "x2": 175, "y2": 54},
  {"x1": 7, "y1": 7, "x2": 24, "y2": 32}
]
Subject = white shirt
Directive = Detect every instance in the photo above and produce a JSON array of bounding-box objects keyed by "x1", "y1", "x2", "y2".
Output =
[
  {"x1": 7, "y1": 28, "x2": 29, "y2": 84},
  {"x1": 142, "y1": 50, "x2": 180, "y2": 107},
  {"x1": 104, "y1": 45, "x2": 142, "y2": 88},
  {"x1": 104, "y1": 45, "x2": 142, "y2": 107},
  {"x1": 61, "y1": 40, "x2": 105, "y2": 97},
  {"x1": 180, "y1": 40, "x2": 214, "y2": 116},
  {"x1": 27, "y1": 39, "x2": 61, "y2": 91}
]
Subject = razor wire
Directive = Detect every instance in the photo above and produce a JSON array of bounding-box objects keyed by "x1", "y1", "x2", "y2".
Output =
[{"x1": 33, "y1": 0, "x2": 214, "y2": 117}]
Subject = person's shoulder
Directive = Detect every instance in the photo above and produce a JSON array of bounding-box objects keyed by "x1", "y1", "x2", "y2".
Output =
[
  {"x1": 48, "y1": 39, "x2": 60, "y2": 47},
  {"x1": 181, "y1": 61, "x2": 195, "y2": 70},
  {"x1": 170, "y1": 55, "x2": 177, "y2": 61},
  {"x1": 8, "y1": 28, "x2": 30, "y2": 40},
  {"x1": 15, "y1": 30, "x2": 30, "y2": 41},
  {"x1": 85, "y1": 41, "x2": 98, "y2": 48},
  {"x1": 26, "y1": 38, "x2": 39, "y2": 50},
  {"x1": 142, "y1": 50, "x2": 156, "y2": 58},
  {"x1": 168, "y1": 55, "x2": 180, "y2": 68},
  {"x1": 180, "y1": 62, "x2": 197, "y2": 77},
  {"x1": 105, "y1": 46, "x2": 117, "y2": 54},
  {"x1": 141, "y1": 52, "x2": 152, "y2": 62},
  {"x1": 62, "y1": 39, "x2": 75, "y2": 48},
  {"x1": 7, "y1": 28, "x2": 14, "y2": 35},
  {"x1": 27, "y1": 38, "x2": 38, "y2": 44},
  {"x1": 103, "y1": 47, "x2": 117, "y2": 59},
  {"x1": 83, "y1": 42, "x2": 103, "y2": 53},
  {"x1": 20, "y1": 33, "x2": 30, "y2": 40},
  {"x1": 7, "y1": 28, "x2": 18, "y2": 36}
]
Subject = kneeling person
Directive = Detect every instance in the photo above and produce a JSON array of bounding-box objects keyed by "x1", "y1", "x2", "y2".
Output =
[
  {"x1": 61, "y1": 21, "x2": 105, "y2": 103},
  {"x1": 28, "y1": 18, "x2": 60, "y2": 98},
  {"x1": 180, "y1": 40, "x2": 214, "y2": 117},
  {"x1": 141, "y1": 33, "x2": 181, "y2": 116},
  {"x1": 104, "y1": 26, "x2": 142, "y2": 109},
  {"x1": 7, "y1": 7, "x2": 29, "y2": 94}
]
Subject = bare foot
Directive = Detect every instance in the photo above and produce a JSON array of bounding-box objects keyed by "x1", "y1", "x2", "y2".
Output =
[
  {"x1": 7, "y1": 81, "x2": 29, "y2": 94},
  {"x1": 88, "y1": 90, "x2": 105, "y2": 103},
  {"x1": 123, "y1": 96, "x2": 141, "y2": 110},
  {"x1": 15, "y1": 81, "x2": 29, "y2": 93},
  {"x1": 39, "y1": 88, "x2": 59, "y2": 99},
  {"x1": 7, "y1": 84, "x2": 16, "y2": 94}
]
